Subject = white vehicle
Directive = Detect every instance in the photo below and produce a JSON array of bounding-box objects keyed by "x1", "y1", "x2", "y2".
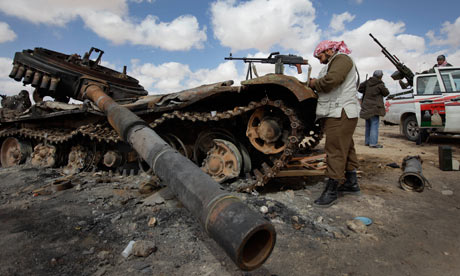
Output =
[{"x1": 383, "y1": 66, "x2": 460, "y2": 141}]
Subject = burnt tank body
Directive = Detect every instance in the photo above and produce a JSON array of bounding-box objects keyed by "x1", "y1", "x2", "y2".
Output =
[{"x1": 0, "y1": 47, "x2": 321, "y2": 191}]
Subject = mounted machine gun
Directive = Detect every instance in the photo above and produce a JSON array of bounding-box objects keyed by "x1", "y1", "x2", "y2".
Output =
[
  {"x1": 369, "y1": 33, "x2": 415, "y2": 89},
  {"x1": 225, "y1": 52, "x2": 311, "y2": 81}
]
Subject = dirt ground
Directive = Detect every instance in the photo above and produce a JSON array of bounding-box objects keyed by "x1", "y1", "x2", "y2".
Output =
[{"x1": 1, "y1": 120, "x2": 459, "y2": 276}]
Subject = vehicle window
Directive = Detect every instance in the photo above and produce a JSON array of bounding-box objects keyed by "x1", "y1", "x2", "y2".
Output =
[
  {"x1": 417, "y1": 76, "x2": 441, "y2": 95},
  {"x1": 440, "y1": 69, "x2": 460, "y2": 93}
]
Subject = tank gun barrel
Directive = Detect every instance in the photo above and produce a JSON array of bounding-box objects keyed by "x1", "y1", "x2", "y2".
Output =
[{"x1": 82, "y1": 82, "x2": 276, "y2": 271}]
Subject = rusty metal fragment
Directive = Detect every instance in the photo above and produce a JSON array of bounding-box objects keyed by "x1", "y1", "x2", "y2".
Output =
[
  {"x1": 242, "y1": 74, "x2": 317, "y2": 102},
  {"x1": 399, "y1": 155, "x2": 430, "y2": 192}
]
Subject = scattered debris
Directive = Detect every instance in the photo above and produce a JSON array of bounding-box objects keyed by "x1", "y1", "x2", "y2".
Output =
[
  {"x1": 353, "y1": 216, "x2": 373, "y2": 226},
  {"x1": 97, "y1": 251, "x2": 111, "y2": 260},
  {"x1": 32, "y1": 186, "x2": 51, "y2": 196},
  {"x1": 147, "y1": 217, "x2": 157, "y2": 227},
  {"x1": 346, "y1": 219, "x2": 367, "y2": 234},
  {"x1": 142, "y1": 191, "x2": 165, "y2": 206},
  {"x1": 82, "y1": 247, "x2": 95, "y2": 255},
  {"x1": 121, "y1": 240, "x2": 136, "y2": 258},
  {"x1": 110, "y1": 214, "x2": 122, "y2": 223},
  {"x1": 386, "y1": 162, "x2": 400, "y2": 168},
  {"x1": 132, "y1": 240, "x2": 157, "y2": 257},
  {"x1": 52, "y1": 175, "x2": 74, "y2": 191},
  {"x1": 441, "y1": 190, "x2": 454, "y2": 196},
  {"x1": 315, "y1": 216, "x2": 323, "y2": 223},
  {"x1": 260, "y1": 206, "x2": 269, "y2": 214},
  {"x1": 138, "y1": 177, "x2": 159, "y2": 194}
]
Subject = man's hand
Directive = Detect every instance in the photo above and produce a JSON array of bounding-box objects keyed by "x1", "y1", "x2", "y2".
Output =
[{"x1": 308, "y1": 78, "x2": 317, "y2": 89}]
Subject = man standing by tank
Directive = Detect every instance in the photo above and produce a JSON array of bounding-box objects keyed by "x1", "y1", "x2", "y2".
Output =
[
  {"x1": 358, "y1": 70, "x2": 389, "y2": 148},
  {"x1": 308, "y1": 40, "x2": 360, "y2": 207}
]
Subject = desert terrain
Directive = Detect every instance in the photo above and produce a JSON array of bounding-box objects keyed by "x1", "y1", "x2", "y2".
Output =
[{"x1": 1, "y1": 120, "x2": 459, "y2": 276}]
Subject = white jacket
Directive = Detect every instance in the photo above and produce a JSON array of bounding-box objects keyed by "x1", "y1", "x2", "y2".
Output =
[{"x1": 315, "y1": 53, "x2": 360, "y2": 120}]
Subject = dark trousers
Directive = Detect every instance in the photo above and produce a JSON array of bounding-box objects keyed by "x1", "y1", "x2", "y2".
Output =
[{"x1": 322, "y1": 110, "x2": 359, "y2": 180}]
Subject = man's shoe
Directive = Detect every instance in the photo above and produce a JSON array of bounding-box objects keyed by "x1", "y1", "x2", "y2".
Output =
[
  {"x1": 338, "y1": 170, "x2": 361, "y2": 195},
  {"x1": 314, "y1": 178, "x2": 339, "y2": 208},
  {"x1": 369, "y1": 144, "x2": 383, "y2": 148}
]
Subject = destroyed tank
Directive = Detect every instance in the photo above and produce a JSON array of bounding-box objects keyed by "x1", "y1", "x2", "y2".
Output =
[{"x1": 0, "y1": 47, "x2": 321, "y2": 191}]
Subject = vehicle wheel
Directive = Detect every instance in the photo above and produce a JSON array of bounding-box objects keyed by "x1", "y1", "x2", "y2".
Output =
[{"x1": 403, "y1": 115, "x2": 420, "y2": 142}]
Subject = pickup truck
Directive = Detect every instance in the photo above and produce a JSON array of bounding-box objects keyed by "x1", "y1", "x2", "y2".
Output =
[{"x1": 383, "y1": 66, "x2": 460, "y2": 141}]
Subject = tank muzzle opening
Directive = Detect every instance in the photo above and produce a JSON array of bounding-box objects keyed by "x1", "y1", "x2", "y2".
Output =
[{"x1": 240, "y1": 228, "x2": 275, "y2": 270}]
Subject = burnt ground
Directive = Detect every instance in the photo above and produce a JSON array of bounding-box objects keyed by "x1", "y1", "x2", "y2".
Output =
[{"x1": 1, "y1": 121, "x2": 459, "y2": 276}]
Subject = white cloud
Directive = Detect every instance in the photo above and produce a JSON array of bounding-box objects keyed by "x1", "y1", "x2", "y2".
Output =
[
  {"x1": 0, "y1": 22, "x2": 17, "y2": 43},
  {"x1": 0, "y1": 58, "x2": 13, "y2": 76},
  {"x1": 0, "y1": 0, "x2": 206, "y2": 51},
  {"x1": 0, "y1": 0, "x2": 127, "y2": 26},
  {"x1": 130, "y1": 60, "x2": 192, "y2": 92},
  {"x1": 427, "y1": 16, "x2": 460, "y2": 48},
  {"x1": 210, "y1": 0, "x2": 320, "y2": 54},
  {"x1": 82, "y1": 12, "x2": 206, "y2": 51},
  {"x1": 186, "y1": 62, "x2": 241, "y2": 88},
  {"x1": 130, "y1": 60, "x2": 243, "y2": 94},
  {"x1": 354, "y1": 0, "x2": 364, "y2": 4},
  {"x1": 329, "y1": 12, "x2": 355, "y2": 33}
]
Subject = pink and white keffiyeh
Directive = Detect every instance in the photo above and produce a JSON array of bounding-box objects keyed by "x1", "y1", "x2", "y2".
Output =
[
  {"x1": 439, "y1": 60, "x2": 448, "y2": 67},
  {"x1": 313, "y1": 40, "x2": 351, "y2": 58}
]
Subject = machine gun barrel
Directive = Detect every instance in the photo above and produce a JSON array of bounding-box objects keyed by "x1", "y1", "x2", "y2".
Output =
[
  {"x1": 225, "y1": 52, "x2": 280, "y2": 63},
  {"x1": 83, "y1": 82, "x2": 276, "y2": 271},
  {"x1": 225, "y1": 52, "x2": 308, "y2": 79},
  {"x1": 369, "y1": 33, "x2": 414, "y2": 87}
]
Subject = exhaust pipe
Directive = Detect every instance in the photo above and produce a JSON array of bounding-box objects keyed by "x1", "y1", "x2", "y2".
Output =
[
  {"x1": 49, "y1": 77, "x2": 60, "y2": 91},
  {"x1": 9, "y1": 64, "x2": 19, "y2": 78},
  {"x1": 23, "y1": 69, "x2": 34, "y2": 84},
  {"x1": 31, "y1": 72, "x2": 42, "y2": 87},
  {"x1": 40, "y1": 75, "x2": 50, "y2": 89},
  {"x1": 83, "y1": 82, "x2": 276, "y2": 271},
  {"x1": 14, "y1": 66, "x2": 25, "y2": 81}
]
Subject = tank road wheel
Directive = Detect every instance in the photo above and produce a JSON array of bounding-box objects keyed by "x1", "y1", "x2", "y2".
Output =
[
  {"x1": 193, "y1": 129, "x2": 236, "y2": 164},
  {"x1": 63, "y1": 144, "x2": 98, "y2": 175},
  {"x1": 193, "y1": 129, "x2": 252, "y2": 176},
  {"x1": 137, "y1": 133, "x2": 191, "y2": 175},
  {"x1": 201, "y1": 139, "x2": 243, "y2": 183},
  {"x1": 246, "y1": 107, "x2": 287, "y2": 154},
  {"x1": 30, "y1": 144, "x2": 58, "y2": 168},
  {"x1": 0, "y1": 137, "x2": 32, "y2": 167},
  {"x1": 103, "y1": 150, "x2": 124, "y2": 169},
  {"x1": 162, "y1": 133, "x2": 191, "y2": 159}
]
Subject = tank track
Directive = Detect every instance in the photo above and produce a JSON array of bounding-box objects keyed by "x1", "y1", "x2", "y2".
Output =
[
  {"x1": 0, "y1": 124, "x2": 121, "y2": 144},
  {"x1": 0, "y1": 97, "x2": 322, "y2": 191}
]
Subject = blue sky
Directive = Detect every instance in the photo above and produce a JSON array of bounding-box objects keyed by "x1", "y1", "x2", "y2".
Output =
[{"x1": 0, "y1": 0, "x2": 459, "y2": 97}]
